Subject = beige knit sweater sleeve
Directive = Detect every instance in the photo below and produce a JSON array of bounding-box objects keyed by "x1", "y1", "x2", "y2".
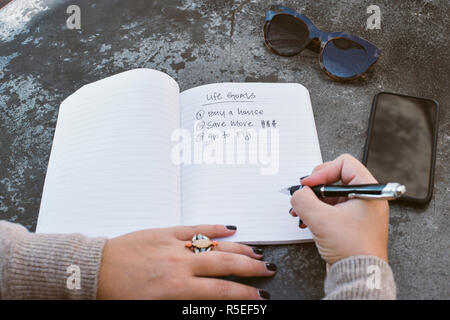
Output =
[
  {"x1": 0, "y1": 221, "x2": 106, "y2": 299},
  {"x1": 0, "y1": 221, "x2": 396, "y2": 299},
  {"x1": 323, "y1": 255, "x2": 396, "y2": 299}
]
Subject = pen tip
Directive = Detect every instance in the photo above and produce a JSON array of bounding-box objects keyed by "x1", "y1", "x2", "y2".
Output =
[{"x1": 279, "y1": 188, "x2": 290, "y2": 195}]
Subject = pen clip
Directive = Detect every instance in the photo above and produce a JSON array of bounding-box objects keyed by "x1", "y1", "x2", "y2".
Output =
[
  {"x1": 348, "y1": 182, "x2": 406, "y2": 200},
  {"x1": 348, "y1": 193, "x2": 396, "y2": 200}
]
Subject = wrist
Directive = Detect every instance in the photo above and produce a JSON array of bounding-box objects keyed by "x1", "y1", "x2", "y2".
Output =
[{"x1": 96, "y1": 238, "x2": 112, "y2": 299}]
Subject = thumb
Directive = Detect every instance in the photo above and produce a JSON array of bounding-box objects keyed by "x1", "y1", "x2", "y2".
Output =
[{"x1": 290, "y1": 186, "x2": 335, "y2": 232}]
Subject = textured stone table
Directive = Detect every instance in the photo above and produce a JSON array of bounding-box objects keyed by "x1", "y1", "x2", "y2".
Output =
[{"x1": 0, "y1": 0, "x2": 448, "y2": 299}]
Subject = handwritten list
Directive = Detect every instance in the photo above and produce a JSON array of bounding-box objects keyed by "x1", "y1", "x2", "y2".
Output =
[{"x1": 180, "y1": 82, "x2": 322, "y2": 243}]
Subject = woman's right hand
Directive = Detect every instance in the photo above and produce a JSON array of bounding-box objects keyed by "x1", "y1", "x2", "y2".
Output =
[
  {"x1": 290, "y1": 154, "x2": 390, "y2": 265},
  {"x1": 97, "y1": 224, "x2": 275, "y2": 299}
]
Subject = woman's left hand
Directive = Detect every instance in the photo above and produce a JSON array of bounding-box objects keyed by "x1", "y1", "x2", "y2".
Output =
[{"x1": 97, "y1": 224, "x2": 275, "y2": 299}]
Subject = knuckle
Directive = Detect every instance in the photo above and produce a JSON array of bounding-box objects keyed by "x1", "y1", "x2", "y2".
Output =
[
  {"x1": 246, "y1": 257, "x2": 261, "y2": 271},
  {"x1": 221, "y1": 252, "x2": 236, "y2": 265},
  {"x1": 341, "y1": 153, "x2": 352, "y2": 159},
  {"x1": 313, "y1": 162, "x2": 325, "y2": 171},
  {"x1": 216, "y1": 281, "x2": 233, "y2": 297},
  {"x1": 197, "y1": 224, "x2": 221, "y2": 235},
  {"x1": 341, "y1": 153, "x2": 356, "y2": 163},
  {"x1": 290, "y1": 193, "x2": 299, "y2": 206},
  {"x1": 219, "y1": 253, "x2": 238, "y2": 273},
  {"x1": 291, "y1": 187, "x2": 308, "y2": 206},
  {"x1": 240, "y1": 244, "x2": 253, "y2": 255},
  {"x1": 192, "y1": 224, "x2": 204, "y2": 232},
  {"x1": 222, "y1": 242, "x2": 248, "y2": 256},
  {"x1": 290, "y1": 196, "x2": 295, "y2": 206},
  {"x1": 182, "y1": 225, "x2": 196, "y2": 236},
  {"x1": 241, "y1": 287, "x2": 257, "y2": 299},
  {"x1": 238, "y1": 255, "x2": 259, "y2": 273}
]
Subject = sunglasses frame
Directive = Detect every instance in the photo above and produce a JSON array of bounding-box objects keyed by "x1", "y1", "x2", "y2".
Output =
[{"x1": 263, "y1": 5, "x2": 380, "y2": 81}]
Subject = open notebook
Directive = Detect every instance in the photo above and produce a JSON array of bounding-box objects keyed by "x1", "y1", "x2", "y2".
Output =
[{"x1": 36, "y1": 69, "x2": 322, "y2": 244}]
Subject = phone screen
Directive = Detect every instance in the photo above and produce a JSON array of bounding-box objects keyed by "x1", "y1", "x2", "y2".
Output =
[{"x1": 364, "y1": 92, "x2": 438, "y2": 203}]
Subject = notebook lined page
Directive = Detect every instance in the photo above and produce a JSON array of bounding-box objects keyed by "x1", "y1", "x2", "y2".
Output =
[
  {"x1": 179, "y1": 83, "x2": 322, "y2": 244},
  {"x1": 37, "y1": 69, "x2": 181, "y2": 238}
]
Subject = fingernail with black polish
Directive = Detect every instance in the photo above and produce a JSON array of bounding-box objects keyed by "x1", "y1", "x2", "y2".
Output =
[
  {"x1": 258, "y1": 289, "x2": 271, "y2": 300},
  {"x1": 300, "y1": 175, "x2": 309, "y2": 185},
  {"x1": 225, "y1": 225, "x2": 237, "y2": 230},
  {"x1": 299, "y1": 219, "x2": 307, "y2": 229},
  {"x1": 252, "y1": 247, "x2": 264, "y2": 255},
  {"x1": 265, "y1": 262, "x2": 277, "y2": 272},
  {"x1": 289, "y1": 208, "x2": 295, "y2": 216}
]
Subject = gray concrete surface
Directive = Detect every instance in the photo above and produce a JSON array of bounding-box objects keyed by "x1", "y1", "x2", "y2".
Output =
[{"x1": 0, "y1": 0, "x2": 448, "y2": 299}]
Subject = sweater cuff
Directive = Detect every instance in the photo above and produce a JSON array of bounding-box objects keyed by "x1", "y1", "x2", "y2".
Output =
[
  {"x1": 323, "y1": 255, "x2": 396, "y2": 300},
  {"x1": 3, "y1": 227, "x2": 107, "y2": 300}
]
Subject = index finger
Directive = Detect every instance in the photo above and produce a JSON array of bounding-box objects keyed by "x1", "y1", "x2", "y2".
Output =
[
  {"x1": 301, "y1": 153, "x2": 377, "y2": 187},
  {"x1": 171, "y1": 224, "x2": 237, "y2": 241}
]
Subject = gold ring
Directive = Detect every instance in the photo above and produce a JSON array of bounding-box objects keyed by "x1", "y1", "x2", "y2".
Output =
[{"x1": 185, "y1": 234, "x2": 218, "y2": 253}]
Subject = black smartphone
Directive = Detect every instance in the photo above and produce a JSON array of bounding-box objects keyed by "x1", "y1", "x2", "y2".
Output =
[{"x1": 363, "y1": 92, "x2": 439, "y2": 205}]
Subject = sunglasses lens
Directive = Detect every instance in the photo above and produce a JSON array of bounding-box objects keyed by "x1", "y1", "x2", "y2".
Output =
[
  {"x1": 322, "y1": 38, "x2": 368, "y2": 79},
  {"x1": 266, "y1": 14, "x2": 310, "y2": 55}
]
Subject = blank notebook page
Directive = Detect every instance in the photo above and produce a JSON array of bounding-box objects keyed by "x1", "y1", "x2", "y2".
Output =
[
  {"x1": 37, "y1": 69, "x2": 181, "y2": 238},
  {"x1": 180, "y1": 83, "x2": 322, "y2": 244}
]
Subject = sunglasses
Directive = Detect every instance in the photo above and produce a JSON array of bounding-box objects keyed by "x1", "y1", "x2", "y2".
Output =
[{"x1": 263, "y1": 5, "x2": 380, "y2": 81}]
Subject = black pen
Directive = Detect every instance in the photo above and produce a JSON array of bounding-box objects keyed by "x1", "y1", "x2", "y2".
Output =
[{"x1": 280, "y1": 182, "x2": 406, "y2": 200}]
